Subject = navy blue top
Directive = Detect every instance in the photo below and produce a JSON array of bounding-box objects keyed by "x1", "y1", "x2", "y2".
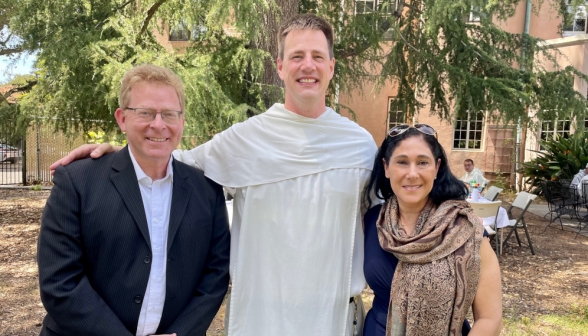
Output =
[{"x1": 363, "y1": 204, "x2": 485, "y2": 335}]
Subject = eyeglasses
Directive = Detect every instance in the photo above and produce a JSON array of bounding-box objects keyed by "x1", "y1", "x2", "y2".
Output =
[
  {"x1": 124, "y1": 107, "x2": 183, "y2": 124},
  {"x1": 387, "y1": 124, "x2": 437, "y2": 138}
]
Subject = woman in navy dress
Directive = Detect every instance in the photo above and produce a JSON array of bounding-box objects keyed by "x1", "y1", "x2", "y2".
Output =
[{"x1": 362, "y1": 125, "x2": 502, "y2": 336}]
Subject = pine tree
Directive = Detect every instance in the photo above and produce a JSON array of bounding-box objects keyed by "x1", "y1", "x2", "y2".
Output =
[{"x1": 5, "y1": 0, "x2": 587, "y2": 145}]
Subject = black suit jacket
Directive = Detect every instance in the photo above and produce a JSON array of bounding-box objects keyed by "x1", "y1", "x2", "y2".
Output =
[{"x1": 38, "y1": 147, "x2": 230, "y2": 336}]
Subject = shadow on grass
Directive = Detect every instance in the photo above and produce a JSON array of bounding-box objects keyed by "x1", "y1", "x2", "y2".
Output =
[{"x1": 501, "y1": 304, "x2": 588, "y2": 335}]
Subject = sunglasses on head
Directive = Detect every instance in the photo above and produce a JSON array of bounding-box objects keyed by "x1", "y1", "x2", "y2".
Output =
[{"x1": 387, "y1": 124, "x2": 437, "y2": 138}]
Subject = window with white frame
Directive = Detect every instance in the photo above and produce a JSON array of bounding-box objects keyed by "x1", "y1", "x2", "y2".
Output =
[
  {"x1": 538, "y1": 119, "x2": 571, "y2": 151},
  {"x1": 453, "y1": 111, "x2": 485, "y2": 149},
  {"x1": 563, "y1": 1, "x2": 588, "y2": 35},
  {"x1": 355, "y1": 0, "x2": 399, "y2": 15},
  {"x1": 169, "y1": 26, "x2": 190, "y2": 41},
  {"x1": 540, "y1": 119, "x2": 571, "y2": 142},
  {"x1": 169, "y1": 21, "x2": 207, "y2": 41},
  {"x1": 387, "y1": 97, "x2": 406, "y2": 130},
  {"x1": 355, "y1": 0, "x2": 396, "y2": 40},
  {"x1": 469, "y1": 6, "x2": 481, "y2": 22},
  {"x1": 355, "y1": 0, "x2": 376, "y2": 14},
  {"x1": 468, "y1": 1, "x2": 489, "y2": 22}
]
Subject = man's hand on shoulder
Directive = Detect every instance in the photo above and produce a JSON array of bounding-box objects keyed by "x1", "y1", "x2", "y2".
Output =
[{"x1": 49, "y1": 143, "x2": 121, "y2": 175}]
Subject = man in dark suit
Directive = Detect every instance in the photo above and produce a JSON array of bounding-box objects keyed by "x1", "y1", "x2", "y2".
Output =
[{"x1": 37, "y1": 64, "x2": 230, "y2": 336}]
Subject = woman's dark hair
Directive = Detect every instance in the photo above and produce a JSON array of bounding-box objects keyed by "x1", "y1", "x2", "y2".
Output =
[{"x1": 363, "y1": 128, "x2": 467, "y2": 208}]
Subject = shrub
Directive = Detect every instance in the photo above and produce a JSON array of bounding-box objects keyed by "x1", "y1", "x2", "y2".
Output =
[{"x1": 520, "y1": 135, "x2": 588, "y2": 194}]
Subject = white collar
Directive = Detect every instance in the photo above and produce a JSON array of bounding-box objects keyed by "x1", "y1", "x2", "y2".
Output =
[{"x1": 128, "y1": 146, "x2": 174, "y2": 183}]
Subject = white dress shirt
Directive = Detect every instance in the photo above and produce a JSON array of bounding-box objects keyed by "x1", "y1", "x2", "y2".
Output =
[
  {"x1": 461, "y1": 167, "x2": 489, "y2": 187},
  {"x1": 128, "y1": 147, "x2": 174, "y2": 336},
  {"x1": 577, "y1": 174, "x2": 588, "y2": 197}
]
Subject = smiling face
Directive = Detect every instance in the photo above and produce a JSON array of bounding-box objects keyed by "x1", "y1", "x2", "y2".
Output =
[
  {"x1": 277, "y1": 29, "x2": 335, "y2": 116},
  {"x1": 115, "y1": 81, "x2": 184, "y2": 169},
  {"x1": 383, "y1": 136, "x2": 440, "y2": 211}
]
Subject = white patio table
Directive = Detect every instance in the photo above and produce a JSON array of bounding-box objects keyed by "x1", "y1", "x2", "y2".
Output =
[{"x1": 466, "y1": 196, "x2": 510, "y2": 229}]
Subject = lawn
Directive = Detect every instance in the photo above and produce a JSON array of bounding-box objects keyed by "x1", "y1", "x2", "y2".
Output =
[
  {"x1": 1, "y1": 188, "x2": 587, "y2": 335},
  {"x1": 501, "y1": 305, "x2": 588, "y2": 335}
]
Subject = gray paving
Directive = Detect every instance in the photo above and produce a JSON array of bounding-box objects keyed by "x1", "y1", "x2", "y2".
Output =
[
  {"x1": 0, "y1": 162, "x2": 23, "y2": 185},
  {"x1": 526, "y1": 203, "x2": 588, "y2": 238},
  {"x1": 0, "y1": 184, "x2": 52, "y2": 190}
]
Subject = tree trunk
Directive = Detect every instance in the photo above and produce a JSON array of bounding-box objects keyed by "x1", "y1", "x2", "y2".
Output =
[{"x1": 257, "y1": 0, "x2": 299, "y2": 108}]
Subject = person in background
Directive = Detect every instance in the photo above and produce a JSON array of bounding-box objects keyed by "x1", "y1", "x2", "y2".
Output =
[
  {"x1": 363, "y1": 124, "x2": 502, "y2": 335},
  {"x1": 576, "y1": 164, "x2": 588, "y2": 198},
  {"x1": 461, "y1": 159, "x2": 489, "y2": 190},
  {"x1": 38, "y1": 64, "x2": 230, "y2": 336},
  {"x1": 571, "y1": 163, "x2": 588, "y2": 188}
]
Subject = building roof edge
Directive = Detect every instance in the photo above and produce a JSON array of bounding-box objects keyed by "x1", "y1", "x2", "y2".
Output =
[{"x1": 540, "y1": 34, "x2": 588, "y2": 49}]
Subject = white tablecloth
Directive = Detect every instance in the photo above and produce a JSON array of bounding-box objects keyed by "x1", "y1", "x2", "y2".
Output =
[{"x1": 467, "y1": 197, "x2": 510, "y2": 229}]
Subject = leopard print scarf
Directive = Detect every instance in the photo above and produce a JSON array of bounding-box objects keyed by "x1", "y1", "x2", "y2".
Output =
[{"x1": 376, "y1": 196, "x2": 483, "y2": 336}]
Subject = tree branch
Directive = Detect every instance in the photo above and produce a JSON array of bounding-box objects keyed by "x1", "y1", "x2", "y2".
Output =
[
  {"x1": 136, "y1": 0, "x2": 167, "y2": 45},
  {"x1": 398, "y1": 29, "x2": 420, "y2": 52},
  {"x1": 94, "y1": 0, "x2": 136, "y2": 29},
  {"x1": 0, "y1": 46, "x2": 24, "y2": 57},
  {"x1": 0, "y1": 32, "x2": 14, "y2": 46},
  {"x1": 116, "y1": 0, "x2": 136, "y2": 12},
  {"x1": 402, "y1": 2, "x2": 422, "y2": 15},
  {"x1": 1, "y1": 80, "x2": 37, "y2": 104}
]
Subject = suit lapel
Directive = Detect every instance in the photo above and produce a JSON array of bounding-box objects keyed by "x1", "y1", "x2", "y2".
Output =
[
  {"x1": 167, "y1": 159, "x2": 192, "y2": 251},
  {"x1": 110, "y1": 147, "x2": 151, "y2": 250}
]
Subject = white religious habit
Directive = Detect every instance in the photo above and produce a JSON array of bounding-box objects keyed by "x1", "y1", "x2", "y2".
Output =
[
  {"x1": 461, "y1": 167, "x2": 489, "y2": 187},
  {"x1": 577, "y1": 174, "x2": 588, "y2": 197},
  {"x1": 128, "y1": 147, "x2": 173, "y2": 336},
  {"x1": 174, "y1": 103, "x2": 377, "y2": 336}
]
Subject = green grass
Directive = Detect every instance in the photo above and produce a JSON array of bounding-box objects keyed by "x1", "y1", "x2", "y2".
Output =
[{"x1": 502, "y1": 305, "x2": 588, "y2": 335}]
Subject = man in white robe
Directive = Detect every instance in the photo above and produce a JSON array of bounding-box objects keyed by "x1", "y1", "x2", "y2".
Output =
[{"x1": 50, "y1": 14, "x2": 377, "y2": 336}]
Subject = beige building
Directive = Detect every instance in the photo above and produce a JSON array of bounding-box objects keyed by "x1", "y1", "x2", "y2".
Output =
[
  {"x1": 339, "y1": 0, "x2": 588, "y2": 187},
  {"x1": 153, "y1": 2, "x2": 588, "y2": 187}
]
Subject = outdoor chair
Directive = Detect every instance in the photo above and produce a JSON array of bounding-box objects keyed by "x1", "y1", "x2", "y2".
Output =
[
  {"x1": 484, "y1": 186, "x2": 503, "y2": 202},
  {"x1": 576, "y1": 179, "x2": 588, "y2": 206},
  {"x1": 500, "y1": 191, "x2": 538, "y2": 255},
  {"x1": 558, "y1": 179, "x2": 572, "y2": 188},
  {"x1": 468, "y1": 200, "x2": 502, "y2": 253},
  {"x1": 573, "y1": 180, "x2": 588, "y2": 238},
  {"x1": 561, "y1": 183, "x2": 579, "y2": 219},
  {"x1": 542, "y1": 180, "x2": 573, "y2": 231},
  {"x1": 576, "y1": 213, "x2": 588, "y2": 239}
]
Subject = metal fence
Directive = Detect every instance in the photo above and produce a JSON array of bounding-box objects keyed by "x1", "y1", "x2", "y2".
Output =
[
  {"x1": 23, "y1": 122, "x2": 86, "y2": 184},
  {"x1": 0, "y1": 120, "x2": 86, "y2": 185},
  {"x1": 0, "y1": 118, "x2": 25, "y2": 185}
]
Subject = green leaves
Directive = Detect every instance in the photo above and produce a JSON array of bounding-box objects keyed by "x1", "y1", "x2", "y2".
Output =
[
  {"x1": 8, "y1": 0, "x2": 251, "y2": 143},
  {"x1": 4, "y1": 0, "x2": 588, "y2": 145},
  {"x1": 521, "y1": 135, "x2": 588, "y2": 194},
  {"x1": 380, "y1": 0, "x2": 587, "y2": 128}
]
